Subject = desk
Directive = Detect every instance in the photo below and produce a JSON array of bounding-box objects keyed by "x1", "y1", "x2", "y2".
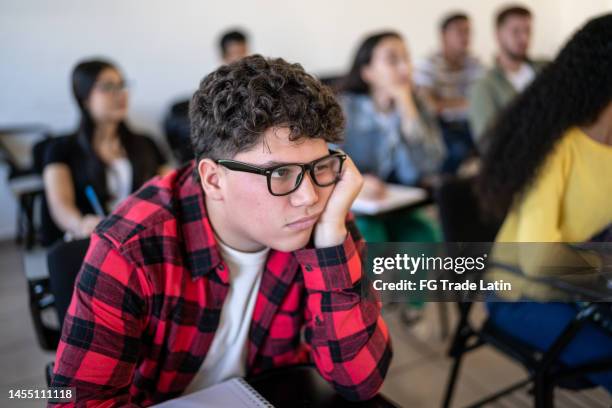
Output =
[
  {"x1": 247, "y1": 365, "x2": 399, "y2": 407},
  {"x1": 350, "y1": 184, "x2": 432, "y2": 220}
]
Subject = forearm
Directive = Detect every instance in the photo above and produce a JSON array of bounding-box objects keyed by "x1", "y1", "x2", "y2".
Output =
[
  {"x1": 48, "y1": 199, "x2": 85, "y2": 236},
  {"x1": 43, "y1": 165, "x2": 88, "y2": 236},
  {"x1": 295, "y1": 230, "x2": 392, "y2": 400},
  {"x1": 437, "y1": 97, "x2": 468, "y2": 112},
  {"x1": 400, "y1": 119, "x2": 446, "y2": 176},
  {"x1": 305, "y1": 290, "x2": 391, "y2": 400},
  {"x1": 51, "y1": 235, "x2": 145, "y2": 406},
  {"x1": 397, "y1": 94, "x2": 421, "y2": 136},
  {"x1": 418, "y1": 87, "x2": 468, "y2": 115},
  {"x1": 314, "y1": 222, "x2": 347, "y2": 248}
]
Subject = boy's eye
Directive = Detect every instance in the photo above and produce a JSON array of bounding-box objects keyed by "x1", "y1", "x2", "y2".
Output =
[
  {"x1": 315, "y1": 163, "x2": 330, "y2": 172},
  {"x1": 271, "y1": 167, "x2": 293, "y2": 178}
]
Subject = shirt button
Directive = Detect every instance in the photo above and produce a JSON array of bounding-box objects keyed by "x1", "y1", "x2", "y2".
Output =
[{"x1": 305, "y1": 264, "x2": 312, "y2": 272}]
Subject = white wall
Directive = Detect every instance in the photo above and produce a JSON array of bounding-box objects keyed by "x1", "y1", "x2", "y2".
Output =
[{"x1": 1, "y1": 0, "x2": 611, "y2": 239}]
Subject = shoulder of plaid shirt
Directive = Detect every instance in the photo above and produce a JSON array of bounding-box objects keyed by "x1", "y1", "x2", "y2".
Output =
[{"x1": 49, "y1": 162, "x2": 392, "y2": 407}]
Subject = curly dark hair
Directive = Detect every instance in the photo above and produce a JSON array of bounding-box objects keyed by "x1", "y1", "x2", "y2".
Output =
[
  {"x1": 189, "y1": 55, "x2": 345, "y2": 180},
  {"x1": 477, "y1": 13, "x2": 612, "y2": 218}
]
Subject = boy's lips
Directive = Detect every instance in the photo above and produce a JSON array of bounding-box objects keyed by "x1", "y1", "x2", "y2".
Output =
[{"x1": 286, "y1": 213, "x2": 321, "y2": 230}]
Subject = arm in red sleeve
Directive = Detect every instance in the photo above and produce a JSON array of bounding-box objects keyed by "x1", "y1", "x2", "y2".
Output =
[
  {"x1": 294, "y1": 216, "x2": 392, "y2": 401},
  {"x1": 49, "y1": 234, "x2": 148, "y2": 407}
]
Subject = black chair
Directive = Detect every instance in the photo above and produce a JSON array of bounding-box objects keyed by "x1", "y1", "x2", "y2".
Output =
[
  {"x1": 433, "y1": 176, "x2": 500, "y2": 339},
  {"x1": 45, "y1": 238, "x2": 90, "y2": 386},
  {"x1": 29, "y1": 238, "x2": 90, "y2": 354},
  {"x1": 435, "y1": 176, "x2": 499, "y2": 243},
  {"x1": 27, "y1": 275, "x2": 59, "y2": 351},
  {"x1": 163, "y1": 99, "x2": 193, "y2": 164},
  {"x1": 1, "y1": 127, "x2": 66, "y2": 355},
  {"x1": 0, "y1": 125, "x2": 50, "y2": 248},
  {"x1": 444, "y1": 301, "x2": 612, "y2": 408},
  {"x1": 47, "y1": 238, "x2": 90, "y2": 329},
  {"x1": 318, "y1": 74, "x2": 344, "y2": 93},
  {"x1": 20, "y1": 137, "x2": 68, "y2": 355},
  {"x1": 437, "y1": 177, "x2": 612, "y2": 407}
]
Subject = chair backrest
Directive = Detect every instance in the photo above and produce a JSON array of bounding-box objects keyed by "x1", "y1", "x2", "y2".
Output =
[
  {"x1": 33, "y1": 137, "x2": 66, "y2": 247},
  {"x1": 47, "y1": 238, "x2": 90, "y2": 329},
  {"x1": 32, "y1": 137, "x2": 56, "y2": 175},
  {"x1": 163, "y1": 99, "x2": 193, "y2": 164},
  {"x1": 317, "y1": 74, "x2": 344, "y2": 94},
  {"x1": 0, "y1": 125, "x2": 49, "y2": 177},
  {"x1": 435, "y1": 176, "x2": 501, "y2": 242}
]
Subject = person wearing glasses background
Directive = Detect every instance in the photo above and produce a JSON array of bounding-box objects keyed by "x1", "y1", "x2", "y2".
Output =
[
  {"x1": 41, "y1": 59, "x2": 168, "y2": 246},
  {"x1": 50, "y1": 55, "x2": 392, "y2": 406}
]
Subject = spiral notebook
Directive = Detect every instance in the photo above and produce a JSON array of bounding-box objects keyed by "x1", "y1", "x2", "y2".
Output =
[{"x1": 153, "y1": 377, "x2": 274, "y2": 407}]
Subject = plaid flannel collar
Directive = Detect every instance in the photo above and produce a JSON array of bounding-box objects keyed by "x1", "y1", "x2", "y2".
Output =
[{"x1": 176, "y1": 165, "x2": 225, "y2": 280}]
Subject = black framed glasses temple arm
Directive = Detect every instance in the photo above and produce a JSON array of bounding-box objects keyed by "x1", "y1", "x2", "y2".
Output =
[{"x1": 215, "y1": 160, "x2": 268, "y2": 175}]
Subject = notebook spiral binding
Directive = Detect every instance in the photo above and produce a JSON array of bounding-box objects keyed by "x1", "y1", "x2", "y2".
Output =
[{"x1": 236, "y1": 378, "x2": 275, "y2": 407}]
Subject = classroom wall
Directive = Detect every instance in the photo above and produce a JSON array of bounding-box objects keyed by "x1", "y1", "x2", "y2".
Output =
[{"x1": 1, "y1": 0, "x2": 611, "y2": 239}]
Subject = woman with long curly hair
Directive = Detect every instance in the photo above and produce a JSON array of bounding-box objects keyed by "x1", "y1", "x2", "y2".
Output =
[{"x1": 478, "y1": 14, "x2": 612, "y2": 392}]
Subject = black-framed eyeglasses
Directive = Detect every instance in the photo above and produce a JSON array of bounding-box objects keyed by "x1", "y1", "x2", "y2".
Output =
[
  {"x1": 215, "y1": 150, "x2": 347, "y2": 196},
  {"x1": 94, "y1": 80, "x2": 130, "y2": 94}
]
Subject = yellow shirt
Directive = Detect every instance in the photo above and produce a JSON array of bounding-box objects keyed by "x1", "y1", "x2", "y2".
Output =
[
  {"x1": 498, "y1": 126, "x2": 612, "y2": 243},
  {"x1": 490, "y1": 127, "x2": 612, "y2": 299}
]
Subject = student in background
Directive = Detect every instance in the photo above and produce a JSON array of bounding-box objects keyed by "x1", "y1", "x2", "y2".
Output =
[
  {"x1": 339, "y1": 31, "x2": 444, "y2": 242},
  {"x1": 468, "y1": 5, "x2": 547, "y2": 152},
  {"x1": 219, "y1": 29, "x2": 250, "y2": 64},
  {"x1": 42, "y1": 59, "x2": 167, "y2": 244},
  {"x1": 414, "y1": 12, "x2": 483, "y2": 173},
  {"x1": 478, "y1": 14, "x2": 612, "y2": 392}
]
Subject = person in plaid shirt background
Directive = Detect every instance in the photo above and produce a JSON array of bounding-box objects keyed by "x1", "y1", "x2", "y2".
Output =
[{"x1": 50, "y1": 55, "x2": 392, "y2": 406}]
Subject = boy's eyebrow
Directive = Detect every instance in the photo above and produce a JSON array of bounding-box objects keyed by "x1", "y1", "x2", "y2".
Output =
[
  {"x1": 258, "y1": 152, "x2": 334, "y2": 167},
  {"x1": 258, "y1": 158, "x2": 317, "y2": 167},
  {"x1": 258, "y1": 159, "x2": 287, "y2": 167}
]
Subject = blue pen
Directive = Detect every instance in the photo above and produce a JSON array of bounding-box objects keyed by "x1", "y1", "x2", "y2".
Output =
[{"x1": 85, "y1": 185, "x2": 106, "y2": 217}]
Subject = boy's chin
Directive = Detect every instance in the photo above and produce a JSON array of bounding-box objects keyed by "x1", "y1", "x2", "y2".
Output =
[{"x1": 269, "y1": 232, "x2": 312, "y2": 253}]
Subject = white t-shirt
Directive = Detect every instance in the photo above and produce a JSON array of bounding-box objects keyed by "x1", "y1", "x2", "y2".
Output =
[
  {"x1": 183, "y1": 240, "x2": 270, "y2": 393},
  {"x1": 106, "y1": 157, "x2": 132, "y2": 210},
  {"x1": 506, "y1": 62, "x2": 535, "y2": 93}
]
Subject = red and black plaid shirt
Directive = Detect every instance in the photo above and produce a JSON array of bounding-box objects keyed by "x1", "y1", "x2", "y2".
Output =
[{"x1": 50, "y1": 163, "x2": 392, "y2": 407}]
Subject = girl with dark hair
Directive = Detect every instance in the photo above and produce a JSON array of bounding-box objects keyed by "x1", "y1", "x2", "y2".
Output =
[
  {"x1": 339, "y1": 31, "x2": 445, "y2": 242},
  {"x1": 42, "y1": 59, "x2": 168, "y2": 244},
  {"x1": 479, "y1": 14, "x2": 612, "y2": 392}
]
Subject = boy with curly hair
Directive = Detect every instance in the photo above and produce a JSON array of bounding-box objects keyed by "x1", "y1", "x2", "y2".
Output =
[{"x1": 50, "y1": 55, "x2": 392, "y2": 406}]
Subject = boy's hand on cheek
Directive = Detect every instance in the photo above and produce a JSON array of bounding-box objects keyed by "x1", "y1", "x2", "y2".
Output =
[{"x1": 314, "y1": 156, "x2": 363, "y2": 248}]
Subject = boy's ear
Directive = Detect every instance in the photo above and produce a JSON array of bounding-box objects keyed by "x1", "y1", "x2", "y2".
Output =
[{"x1": 198, "y1": 159, "x2": 224, "y2": 200}]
